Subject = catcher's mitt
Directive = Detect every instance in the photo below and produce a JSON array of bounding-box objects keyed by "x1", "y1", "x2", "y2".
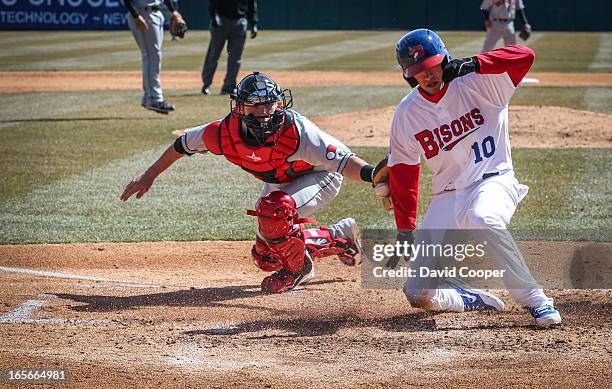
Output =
[
  {"x1": 372, "y1": 156, "x2": 393, "y2": 211},
  {"x1": 170, "y1": 17, "x2": 188, "y2": 39},
  {"x1": 518, "y1": 24, "x2": 531, "y2": 41}
]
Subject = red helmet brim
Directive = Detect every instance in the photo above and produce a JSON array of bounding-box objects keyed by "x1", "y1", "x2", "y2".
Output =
[{"x1": 401, "y1": 53, "x2": 446, "y2": 78}]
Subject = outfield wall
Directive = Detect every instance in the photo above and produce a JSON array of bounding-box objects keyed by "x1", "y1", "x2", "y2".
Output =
[{"x1": 0, "y1": 0, "x2": 610, "y2": 31}]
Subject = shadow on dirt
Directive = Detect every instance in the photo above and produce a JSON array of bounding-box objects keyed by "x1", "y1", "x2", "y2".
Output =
[
  {"x1": 184, "y1": 311, "x2": 437, "y2": 338},
  {"x1": 51, "y1": 278, "x2": 348, "y2": 314},
  {"x1": 53, "y1": 284, "x2": 276, "y2": 313}
]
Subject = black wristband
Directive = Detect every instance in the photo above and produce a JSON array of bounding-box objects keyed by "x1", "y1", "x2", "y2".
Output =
[
  {"x1": 173, "y1": 136, "x2": 194, "y2": 156},
  {"x1": 360, "y1": 164, "x2": 374, "y2": 183}
]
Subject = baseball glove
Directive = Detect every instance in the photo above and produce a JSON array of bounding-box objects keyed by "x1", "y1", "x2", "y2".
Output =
[
  {"x1": 170, "y1": 17, "x2": 188, "y2": 39},
  {"x1": 519, "y1": 24, "x2": 531, "y2": 41},
  {"x1": 372, "y1": 156, "x2": 393, "y2": 211}
]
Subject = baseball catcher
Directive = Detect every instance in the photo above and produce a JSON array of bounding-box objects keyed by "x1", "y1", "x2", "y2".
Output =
[{"x1": 121, "y1": 72, "x2": 379, "y2": 294}]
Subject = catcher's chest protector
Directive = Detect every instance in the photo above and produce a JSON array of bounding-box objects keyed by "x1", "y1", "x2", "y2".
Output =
[{"x1": 218, "y1": 112, "x2": 314, "y2": 183}]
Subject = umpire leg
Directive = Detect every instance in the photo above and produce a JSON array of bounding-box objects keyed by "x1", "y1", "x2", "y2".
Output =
[
  {"x1": 201, "y1": 21, "x2": 227, "y2": 88},
  {"x1": 222, "y1": 17, "x2": 248, "y2": 93}
]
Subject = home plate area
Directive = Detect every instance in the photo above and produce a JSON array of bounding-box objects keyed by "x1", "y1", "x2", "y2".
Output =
[{"x1": 0, "y1": 241, "x2": 610, "y2": 387}]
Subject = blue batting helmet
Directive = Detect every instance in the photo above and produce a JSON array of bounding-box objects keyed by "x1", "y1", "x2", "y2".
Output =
[{"x1": 396, "y1": 29, "x2": 450, "y2": 79}]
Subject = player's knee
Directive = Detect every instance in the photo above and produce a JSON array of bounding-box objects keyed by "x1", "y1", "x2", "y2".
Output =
[
  {"x1": 248, "y1": 191, "x2": 298, "y2": 240},
  {"x1": 467, "y1": 209, "x2": 506, "y2": 229}
]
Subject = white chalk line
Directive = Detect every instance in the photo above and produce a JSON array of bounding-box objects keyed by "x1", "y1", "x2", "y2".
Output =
[
  {"x1": 0, "y1": 297, "x2": 112, "y2": 325},
  {"x1": 0, "y1": 266, "x2": 162, "y2": 288}
]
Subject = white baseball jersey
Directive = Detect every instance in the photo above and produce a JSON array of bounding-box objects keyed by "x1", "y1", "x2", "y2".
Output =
[
  {"x1": 180, "y1": 110, "x2": 353, "y2": 174},
  {"x1": 481, "y1": 0, "x2": 524, "y2": 19},
  {"x1": 388, "y1": 71, "x2": 517, "y2": 194}
]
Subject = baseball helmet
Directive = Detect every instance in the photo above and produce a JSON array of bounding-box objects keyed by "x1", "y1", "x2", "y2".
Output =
[
  {"x1": 231, "y1": 72, "x2": 293, "y2": 146},
  {"x1": 396, "y1": 29, "x2": 450, "y2": 80}
]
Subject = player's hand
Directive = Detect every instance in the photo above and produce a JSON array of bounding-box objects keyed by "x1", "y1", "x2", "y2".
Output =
[
  {"x1": 385, "y1": 230, "x2": 414, "y2": 269},
  {"x1": 250, "y1": 24, "x2": 258, "y2": 39},
  {"x1": 372, "y1": 156, "x2": 393, "y2": 210},
  {"x1": 484, "y1": 20, "x2": 492, "y2": 30},
  {"x1": 120, "y1": 174, "x2": 154, "y2": 201},
  {"x1": 442, "y1": 57, "x2": 480, "y2": 84},
  {"x1": 135, "y1": 15, "x2": 148, "y2": 31},
  {"x1": 171, "y1": 11, "x2": 185, "y2": 26}
]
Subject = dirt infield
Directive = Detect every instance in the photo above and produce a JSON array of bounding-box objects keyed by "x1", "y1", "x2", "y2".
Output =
[
  {"x1": 2, "y1": 70, "x2": 612, "y2": 93},
  {"x1": 0, "y1": 241, "x2": 611, "y2": 387}
]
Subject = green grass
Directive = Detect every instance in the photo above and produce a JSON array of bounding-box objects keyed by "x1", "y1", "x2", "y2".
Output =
[
  {"x1": 0, "y1": 31, "x2": 610, "y2": 243},
  {"x1": 0, "y1": 145, "x2": 609, "y2": 244},
  {"x1": 0, "y1": 31, "x2": 610, "y2": 72},
  {"x1": 529, "y1": 32, "x2": 605, "y2": 72},
  {"x1": 512, "y1": 86, "x2": 612, "y2": 115}
]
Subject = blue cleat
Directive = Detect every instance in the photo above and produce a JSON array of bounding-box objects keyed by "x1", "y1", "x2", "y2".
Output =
[
  {"x1": 456, "y1": 287, "x2": 505, "y2": 312},
  {"x1": 526, "y1": 305, "x2": 562, "y2": 328}
]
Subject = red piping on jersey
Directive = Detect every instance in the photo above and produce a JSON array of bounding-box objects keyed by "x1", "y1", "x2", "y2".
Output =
[
  {"x1": 389, "y1": 163, "x2": 420, "y2": 231},
  {"x1": 418, "y1": 83, "x2": 449, "y2": 103},
  {"x1": 476, "y1": 45, "x2": 535, "y2": 87}
]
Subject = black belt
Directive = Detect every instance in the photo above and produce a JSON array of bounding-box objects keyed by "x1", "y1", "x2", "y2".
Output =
[
  {"x1": 492, "y1": 18, "x2": 512, "y2": 22},
  {"x1": 482, "y1": 172, "x2": 499, "y2": 180},
  {"x1": 144, "y1": 5, "x2": 160, "y2": 11}
]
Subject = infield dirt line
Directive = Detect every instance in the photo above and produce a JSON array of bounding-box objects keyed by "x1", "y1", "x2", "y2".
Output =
[{"x1": 1, "y1": 71, "x2": 612, "y2": 93}]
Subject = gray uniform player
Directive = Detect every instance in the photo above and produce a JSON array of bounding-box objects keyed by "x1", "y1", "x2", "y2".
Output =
[
  {"x1": 121, "y1": 72, "x2": 378, "y2": 294},
  {"x1": 481, "y1": 0, "x2": 531, "y2": 52},
  {"x1": 123, "y1": 0, "x2": 185, "y2": 114}
]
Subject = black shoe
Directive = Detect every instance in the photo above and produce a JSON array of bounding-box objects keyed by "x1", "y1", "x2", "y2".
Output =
[
  {"x1": 201, "y1": 85, "x2": 211, "y2": 95},
  {"x1": 220, "y1": 87, "x2": 234, "y2": 95},
  {"x1": 144, "y1": 101, "x2": 175, "y2": 114}
]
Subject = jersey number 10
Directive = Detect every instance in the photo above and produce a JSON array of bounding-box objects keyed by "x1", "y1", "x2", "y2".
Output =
[{"x1": 471, "y1": 136, "x2": 496, "y2": 164}]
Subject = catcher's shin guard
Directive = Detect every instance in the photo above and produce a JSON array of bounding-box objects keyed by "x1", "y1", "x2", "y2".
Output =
[
  {"x1": 251, "y1": 236, "x2": 282, "y2": 272},
  {"x1": 247, "y1": 191, "x2": 316, "y2": 273},
  {"x1": 303, "y1": 222, "x2": 360, "y2": 266}
]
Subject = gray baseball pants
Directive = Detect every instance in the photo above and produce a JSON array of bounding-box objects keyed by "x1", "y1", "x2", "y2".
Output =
[{"x1": 201, "y1": 16, "x2": 248, "y2": 92}]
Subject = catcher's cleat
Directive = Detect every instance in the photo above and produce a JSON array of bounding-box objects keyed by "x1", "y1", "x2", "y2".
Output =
[
  {"x1": 261, "y1": 254, "x2": 315, "y2": 294},
  {"x1": 525, "y1": 305, "x2": 561, "y2": 328},
  {"x1": 334, "y1": 218, "x2": 361, "y2": 266},
  {"x1": 456, "y1": 287, "x2": 505, "y2": 312},
  {"x1": 143, "y1": 101, "x2": 175, "y2": 115}
]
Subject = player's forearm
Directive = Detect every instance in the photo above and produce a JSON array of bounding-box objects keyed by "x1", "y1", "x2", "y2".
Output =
[
  {"x1": 476, "y1": 45, "x2": 535, "y2": 86},
  {"x1": 389, "y1": 163, "x2": 420, "y2": 231},
  {"x1": 343, "y1": 155, "x2": 372, "y2": 182},
  {"x1": 517, "y1": 8, "x2": 528, "y2": 25},
  {"x1": 143, "y1": 144, "x2": 183, "y2": 180}
]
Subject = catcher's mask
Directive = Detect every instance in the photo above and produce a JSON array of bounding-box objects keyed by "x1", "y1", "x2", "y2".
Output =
[
  {"x1": 231, "y1": 72, "x2": 293, "y2": 147},
  {"x1": 396, "y1": 29, "x2": 451, "y2": 87}
]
